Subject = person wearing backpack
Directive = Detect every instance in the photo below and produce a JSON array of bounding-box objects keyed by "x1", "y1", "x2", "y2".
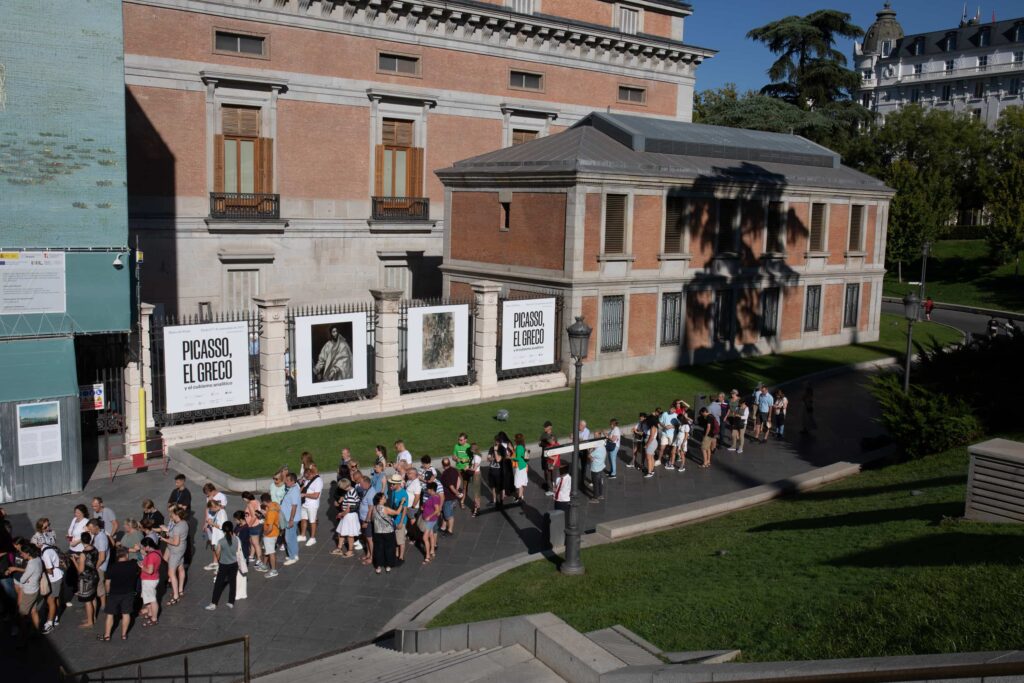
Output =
[
  {"x1": 75, "y1": 531, "x2": 100, "y2": 628},
  {"x1": 39, "y1": 541, "x2": 66, "y2": 634}
]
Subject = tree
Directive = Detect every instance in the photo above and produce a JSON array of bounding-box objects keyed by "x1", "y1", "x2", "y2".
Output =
[
  {"x1": 885, "y1": 159, "x2": 956, "y2": 282},
  {"x1": 983, "y1": 107, "x2": 1024, "y2": 274},
  {"x1": 747, "y1": 10, "x2": 864, "y2": 109}
]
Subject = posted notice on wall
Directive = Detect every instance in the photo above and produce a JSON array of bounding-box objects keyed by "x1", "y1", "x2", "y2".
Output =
[
  {"x1": 501, "y1": 298, "x2": 557, "y2": 371},
  {"x1": 17, "y1": 401, "x2": 63, "y2": 467},
  {"x1": 163, "y1": 320, "x2": 251, "y2": 414},
  {"x1": 406, "y1": 304, "x2": 469, "y2": 382},
  {"x1": 0, "y1": 251, "x2": 66, "y2": 315},
  {"x1": 79, "y1": 383, "x2": 105, "y2": 411},
  {"x1": 294, "y1": 312, "x2": 369, "y2": 397}
]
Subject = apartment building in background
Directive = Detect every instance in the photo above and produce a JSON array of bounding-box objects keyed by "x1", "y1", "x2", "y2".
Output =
[
  {"x1": 439, "y1": 113, "x2": 893, "y2": 378},
  {"x1": 123, "y1": 0, "x2": 715, "y2": 314},
  {"x1": 855, "y1": 3, "x2": 1024, "y2": 127}
]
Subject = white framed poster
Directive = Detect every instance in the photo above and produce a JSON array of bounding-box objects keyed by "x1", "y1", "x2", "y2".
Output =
[
  {"x1": 294, "y1": 312, "x2": 369, "y2": 397},
  {"x1": 406, "y1": 304, "x2": 469, "y2": 382},
  {"x1": 163, "y1": 320, "x2": 250, "y2": 414},
  {"x1": 501, "y1": 298, "x2": 557, "y2": 371},
  {"x1": 17, "y1": 401, "x2": 63, "y2": 466},
  {"x1": 0, "y1": 251, "x2": 66, "y2": 315}
]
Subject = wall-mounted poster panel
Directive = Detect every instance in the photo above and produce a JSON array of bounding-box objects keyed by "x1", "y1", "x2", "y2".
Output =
[
  {"x1": 17, "y1": 401, "x2": 63, "y2": 466},
  {"x1": 163, "y1": 321, "x2": 250, "y2": 414},
  {"x1": 294, "y1": 312, "x2": 369, "y2": 397},
  {"x1": 0, "y1": 251, "x2": 66, "y2": 315},
  {"x1": 501, "y1": 298, "x2": 556, "y2": 371},
  {"x1": 406, "y1": 304, "x2": 469, "y2": 382}
]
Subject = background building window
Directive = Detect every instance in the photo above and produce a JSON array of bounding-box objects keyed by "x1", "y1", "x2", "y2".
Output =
[
  {"x1": 881, "y1": 39, "x2": 892, "y2": 56},
  {"x1": 944, "y1": 33, "x2": 957, "y2": 52},
  {"x1": 809, "y1": 203, "x2": 826, "y2": 252},
  {"x1": 616, "y1": 6, "x2": 640, "y2": 35},
  {"x1": 978, "y1": 55, "x2": 989, "y2": 71},
  {"x1": 941, "y1": 84, "x2": 953, "y2": 101},
  {"x1": 973, "y1": 80, "x2": 985, "y2": 98},
  {"x1": 214, "y1": 31, "x2": 265, "y2": 56},
  {"x1": 848, "y1": 204, "x2": 864, "y2": 251},
  {"x1": 1014, "y1": 51, "x2": 1024, "y2": 64},
  {"x1": 663, "y1": 196, "x2": 688, "y2": 254},
  {"x1": 600, "y1": 295, "x2": 625, "y2": 352},
  {"x1": 603, "y1": 194, "x2": 627, "y2": 254},
  {"x1": 717, "y1": 199, "x2": 738, "y2": 254},
  {"x1": 216, "y1": 106, "x2": 271, "y2": 196},
  {"x1": 510, "y1": 0, "x2": 534, "y2": 14},
  {"x1": 804, "y1": 285, "x2": 822, "y2": 332},
  {"x1": 913, "y1": 63, "x2": 923, "y2": 75},
  {"x1": 766, "y1": 201, "x2": 784, "y2": 253},
  {"x1": 509, "y1": 70, "x2": 543, "y2": 91},
  {"x1": 226, "y1": 269, "x2": 260, "y2": 312},
  {"x1": 511, "y1": 129, "x2": 538, "y2": 146},
  {"x1": 761, "y1": 288, "x2": 780, "y2": 337},
  {"x1": 378, "y1": 53, "x2": 420, "y2": 76},
  {"x1": 714, "y1": 289, "x2": 734, "y2": 343},
  {"x1": 843, "y1": 283, "x2": 860, "y2": 328},
  {"x1": 618, "y1": 85, "x2": 646, "y2": 104},
  {"x1": 978, "y1": 28, "x2": 990, "y2": 47},
  {"x1": 945, "y1": 59, "x2": 955, "y2": 72},
  {"x1": 910, "y1": 88, "x2": 921, "y2": 103},
  {"x1": 1009, "y1": 77, "x2": 1022, "y2": 96},
  {"x1": 660, "y1": 292, "x2": 682, "y2": 346},
  {"x1": 376, "y1": 118, "x2": 423, "y2": 199}
]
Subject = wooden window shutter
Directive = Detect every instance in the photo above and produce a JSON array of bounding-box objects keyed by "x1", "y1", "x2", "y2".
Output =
[
  {"x1": 382, "y1": 118, "x2": 413, "y2": 147},
  {"x1": 258, "y1": 138, "x2": 274, "y2": 193},
  {"x1": 214, "y1": 134, "x2": 225, "y2": 193},
  {"x1": 810, "y1": 203, "x2": 826, "y2": 251},
  {"x1": 373, "y1": 145, "x2": 385, "y2": 195},
  {"x1": 848, "y1": 204, "x2": 864, "y2": 250},
  {"x1": 407, "y1": 146, "x2": 424, "y2": 197},
  {"x1": 604, "y1": 194, "x2": 626, "y2": 254},
  {"x1": 512, "y1": 129, "x2": 538, "y2": 146},
  {"x1": 664, "y1": 197, "x2": 685, "y2": 253},
  {"x1": 222, "y1": 106, "x2": 260, "y2": 137}
]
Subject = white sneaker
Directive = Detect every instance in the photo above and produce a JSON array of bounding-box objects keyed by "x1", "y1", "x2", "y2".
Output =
[
  {"x1": 664, "y1": 464, "x2": 675, "y2": 470},
  {"x1": 204, "y1": 604, "x2": 216, "y2": 611},
  {"x1": 737, "y1": 449, "x2": 744, "y2": 454},
  {"x1": 353, "y1": 541, "x2": 363, "y2": 551},
  {"x1": 305, "y1": 538, "x2": 317, "y2": 547},
  {"x1": 296, "y1": 535, "x2": 307, "y2": 542},
  {"x1": 727, "y1": 447, "x2": 737, "y2": 452},
  {"x1": 283, "y1": 557, "x2": 299, "y2": 566},
  {"x1": 204, "y1": 562, "x2": 218, "y2": 571},
  {"x1": 226, "y1": 602, "x2": 234, "y2": 609},
  {"x1": 678, "y1": 466, "x2": 686, "y2": 472},
  {"x1": 544, "y1": 491, "x2": 554, "y2": 497}
]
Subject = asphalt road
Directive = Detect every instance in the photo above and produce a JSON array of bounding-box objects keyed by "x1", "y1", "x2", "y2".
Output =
[{"x1": 881, "y1": 301, "x2": 996, "y2": 338}]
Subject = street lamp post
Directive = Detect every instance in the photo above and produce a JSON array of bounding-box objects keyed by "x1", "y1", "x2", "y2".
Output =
[
  {"x1": 903, "y1": 292, "x2": 920, "y2": 393},
  {"x1": 562, "y1": 316, "x2": 592, "y2": 576},
  {"x1": 918, "y1": 240, "x2": 931, "y2": 305}
]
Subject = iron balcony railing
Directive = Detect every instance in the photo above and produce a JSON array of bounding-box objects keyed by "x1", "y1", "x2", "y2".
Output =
[
  {"x1": 210, "y1": 192, "x2": 280, "y2": 220},
  {"x1": 371, "y1": 196, "x2": 430, "y2": 222}
]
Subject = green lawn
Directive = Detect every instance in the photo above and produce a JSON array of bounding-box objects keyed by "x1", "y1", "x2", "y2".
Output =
[
  {"x1": 884, "y1": 239, "x2": 1024, "y2": 313},
  {"x1": 429, "y1": 435, "x2": 1024, "y2": 662},
  {"x1": 191, "y1": 313, "x2": 961, "y2": 479}
]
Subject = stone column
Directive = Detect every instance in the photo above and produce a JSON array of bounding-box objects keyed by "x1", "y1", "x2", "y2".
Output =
[
  {"x1": 140, "y1": 303, "x2": 156, "y2": 429},
  {"x1": 372, "y1": 288, "x2": 404, "y2": 408},
  {"x1": 254, "y1": 296, "x2": 290, "y2": 427},
  {"x1": 472, "y1": 281, "x2": 502, "y2": 390},
  {"x1": 124, "y1": 303, "x2": 156, "y2": 456}
]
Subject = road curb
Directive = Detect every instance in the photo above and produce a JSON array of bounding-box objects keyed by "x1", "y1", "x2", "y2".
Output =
[{"x1": 881, "y1": 295, "x2": 1024, "y2": 319}]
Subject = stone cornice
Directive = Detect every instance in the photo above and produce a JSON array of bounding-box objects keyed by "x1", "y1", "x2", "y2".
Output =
[
  {"x1": 200, "y1": 69, "x2": 289, "y2": 90},
  {"x1": 130, "y1": 0, "x2": 714, "y2": 78}
]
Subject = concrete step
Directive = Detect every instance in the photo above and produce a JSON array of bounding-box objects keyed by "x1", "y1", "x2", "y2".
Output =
[
  {"x1": 664, "y1": 649, "x2": 742, "y2": 664},
  {"x1": 585, "y1": 627, "x2": 662, "y2": 666}
]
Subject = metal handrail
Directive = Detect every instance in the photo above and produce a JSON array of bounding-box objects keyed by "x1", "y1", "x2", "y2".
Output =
[
  {"x1": 716, "y1": 659, "x2": 1024, "y2": 683},
  {"x1": 59, "y1": 635, "x2": 250, "y2": 683}
]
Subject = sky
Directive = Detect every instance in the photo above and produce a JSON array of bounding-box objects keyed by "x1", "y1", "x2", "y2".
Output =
[{"x1": 686, "y1": 0, "x2": 1024, "y2": 94}]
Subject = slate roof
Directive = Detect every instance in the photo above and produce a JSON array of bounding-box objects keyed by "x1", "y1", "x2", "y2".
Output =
[
  {"x1": 438, "y1": 113, "x2": 892, "y2": 194},
  {"x1": 880, "y1": 16, "x2": 1024, "y2": 61}
]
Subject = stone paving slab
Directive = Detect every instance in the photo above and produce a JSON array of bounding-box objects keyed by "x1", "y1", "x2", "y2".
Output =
[{"x1": 1, "y1": 369, "x2": 885, "y2": 682}]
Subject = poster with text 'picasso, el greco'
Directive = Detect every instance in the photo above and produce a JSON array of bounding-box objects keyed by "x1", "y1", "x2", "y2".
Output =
[
  {"x1": 163, "y1": 321, "x2": 250, "y2": 414},
  {"x1": 501, "y1": 298, "x2": 556, "y2": 371}
]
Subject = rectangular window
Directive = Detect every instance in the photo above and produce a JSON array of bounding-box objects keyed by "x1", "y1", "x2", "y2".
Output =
[
  {"x1": 618, "y1": 85, "x2": 647, "y2": 104},
  {"x1": 1015, "y1": 51, "x2": 1024, "y2": 64},
  {"x1": 376, "y1": 118, "x2": 422, "y2": 199},
  {"x1": 1015, "y1": 24, "x2": 1024, "y2": 42},
  {"x1": 766, "y1": 201, "x2": 784, "y2": 253},
  {"x1": 843, "y1": 283, "x2": 860, "y2": 329},
  {"x1": 809, "y1": 203, "x2": 826, "y2": 252},
  {"x1": 500, "y1": 201, "x2": 511, "y2": 231},
  {"x1": 510, "y1": 0, "x2": 534, "y2": 14},
  {"x1": 509, "y1": 70, "x2": 543, "y2": 91},
  {"x1": 214, "y1": 31, "x2": 265, "y2": 57},
  {"x1": 717, "y1": 199, "x2": 737, "y2": 254},
  {"x1": 945, "y1": 59, "x2": 955, "y2": 72},
  {"x1": 761, "y1": 288, "x2": 780, "y2": 337},
  {"x1": 910, "y1": 88, "x2": 921, "y2": 103},
  {"x1": 616, "y1": 6, "x2": 640, "y2": 35},
  {"x1": 660, "y1": 292, "x2": 682, "y2": 346},
  {"x1": 1010, "y1": 77, "x2": 1022, "y2": 96},
  {"x1": 974, "y1": 80, "x2": 985, "y2": 98},
  {"x1": 226, "y1": 269, "x2": 260, "y2": 312},
  {"x1": 714, "y1": 289, "x2": 734, "y2": 343},
  {"x1": 945, "y1": 33, "x2": 957, "y2": 52},
  {"x1": 941, "y1": 84, "x2": 953, "y2": 101},
  {"x1": 978, "y1": 28, "x2": 990, "y2": 48},
  {"x1": 913, "y1": 37, "x2": 925, "y2": 55},
  {"x1": 603, "y1": 194, "x2": 627, "y2": 254},
  {"x1": 378, "y1": 53, "x2": 420, "y2": 76},
  {"x1": 804, "y1": 285, "x2": 822, "y2": 332},
  {"x1": 848, "y1": 204, "x2": 865, "y2": 251},
  {"x1": 913, "y1": 63, "x2": 923, "y2": 75},
  {"x1": 663, "y1": 196, "x2": 688, "y2": 254},
  {"x1": 600, "y1": 295, "x2": 625, "y2": 353},
  {"x1": 862, "y1": 69, "x2": 872, "y2": 82},
  {"x1": 219, "y1": 105, "x2": 262, "y2": 195},
  {"x1": 511, "y1": 129, "x2": 538, "y2": 146},
  {"x1": 978, "y1": 55, "x2": 988, "y2": 70},
  {"x1": 881, "y1": 40, "x2": 892, "y2": 57}
]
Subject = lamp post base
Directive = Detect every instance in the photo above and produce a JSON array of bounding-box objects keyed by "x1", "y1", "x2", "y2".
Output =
[{"x1": 560, "y1": 561, "x2": 585, "y2": 576}]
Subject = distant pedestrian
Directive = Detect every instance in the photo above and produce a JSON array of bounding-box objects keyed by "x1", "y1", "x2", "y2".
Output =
[
  {"x1": 606, "y1": 419, "x2": 621, "y2": 479},
  {"x1": 553, "y1": 462, "x2": 571, "y2": 514},
  {"x1": 370, "y1": 493, "x2": 400, "y2": 574},
  {"x1": 755, "y1": 385, "x2": 774, "y2": 443},
  {"x1": 698, "y1": 407, "x2": 719, "y2": 469},
  {"x1": 773, "y1": 390, "x2": 789, "y2": 439},
  {"x1": 205, "y1": 522, "x2": 240, "y2": 611},
  {"x1": 513, "y1": 433, "x2": 530, "y2": 501},
  {"x1": 924, "y1": 296, "x2": 934, "y2": 321},
  {"x1": 588, "y1": 432, "x2": 607, "y2": 503},
  {"x1": 168, "y1": 474, "x2": 192, "y2": 512},
  {"x1": 99, "y1": 547, "x2": 136, "y2": 640}
]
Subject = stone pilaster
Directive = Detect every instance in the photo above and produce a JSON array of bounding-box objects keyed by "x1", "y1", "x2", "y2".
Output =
[
  {"x1": 372, "y1": 288, "x2": 404, "y2": 408},
  {"x1": 254, "y1": 296, "x2": 290, "y2": 426},
  {"x1": 472, "y1": 281, "x2": 502, "y2": 389}
]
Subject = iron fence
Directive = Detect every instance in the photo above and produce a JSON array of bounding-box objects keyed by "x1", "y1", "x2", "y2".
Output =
[
  {"x1": 399, "y1": 297, "x2": 475, "y2": 394},
  {"x1": 150, "y1": 310, "x2": 262, "y2": 427},
  {"x1": 496, "y1": 291, "x2": 564, "y2": 380},
  {"x1": 286, "y1": 302, "x2": 378, "y2": 409}
]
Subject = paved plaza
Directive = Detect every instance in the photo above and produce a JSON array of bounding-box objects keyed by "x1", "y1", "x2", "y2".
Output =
[{"x1": 0, "y1": 366, "x2": 890, "y2": 682}]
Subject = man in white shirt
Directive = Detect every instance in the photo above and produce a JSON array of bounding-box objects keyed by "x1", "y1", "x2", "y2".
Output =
[
  {"x1": 606, "y1": 418, "x2": 622, "y2": 478},
  {"x1": 394, "y1": 440, "x2": 413, "y2": 470},
  {"x1": 578, "y1": 421, "x2": 591, "y2": 441},
  {"x1": 405, "y1": 468, "x2": 423, "y2": 519},
  {"x1": 553, "y1": 463, "x2": 571, "y2": 514},
  {"x1": 40, "y1": 543, "x2": 64, "y2": 633},
  {"x1": 298, "y1": 463, "x2": 323, "y2": 546}
]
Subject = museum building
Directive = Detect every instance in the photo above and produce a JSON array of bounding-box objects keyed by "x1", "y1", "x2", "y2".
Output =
[
  {"x1": 438, "y1": 113, "x2": 894, "y2": 378},
  {"x1": 122, "y1": 0, "x2": 715, "y2": 316}
]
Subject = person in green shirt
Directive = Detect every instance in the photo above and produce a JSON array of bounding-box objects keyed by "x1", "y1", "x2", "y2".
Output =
[{"x1": 453, "y1": 432, "x2": 471, "y2": 471}]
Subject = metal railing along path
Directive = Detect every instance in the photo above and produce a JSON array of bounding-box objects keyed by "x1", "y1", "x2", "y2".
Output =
[{"x1": 59, "y1": 635, "x2": 250, "y2": 683}]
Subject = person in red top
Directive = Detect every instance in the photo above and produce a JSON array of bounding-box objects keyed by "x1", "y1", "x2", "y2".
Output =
[
  {"x1": 139, "y1": 537, "x2": 162, "y2": 626},
  {"x1": 924, "y1": 296, "x2": 934, "y2": 321}
]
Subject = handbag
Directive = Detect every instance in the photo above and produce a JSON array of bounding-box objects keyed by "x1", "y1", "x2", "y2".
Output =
[
  {"x1": 235, "y1": 542, "x2": 248, "y2": 575},
  {"x1": 39, "y1": 573, "x2": 51, "y2": 597}
]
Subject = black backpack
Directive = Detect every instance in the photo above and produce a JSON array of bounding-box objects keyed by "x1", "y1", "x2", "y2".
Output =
[{"x1": 77, "y1": 565, "x2": 98, "y2": 599}]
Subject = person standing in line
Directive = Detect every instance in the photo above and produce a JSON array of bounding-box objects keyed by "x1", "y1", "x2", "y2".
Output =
[
  {"x1": 205, "y1": 522, "x2": 240, "y2": 611},
  {"x1": 161, "y1": 505, "x2": 189, "y2": 601},
  {"x1": 356, "y1": 474, "x2": 377, "y2": 565},
  {"x1": 439, "y1": 458, "x2": 462, "y2": 536},
  {"x1": 706, "y1": 397, "x2": 724, "y2": 451},
  {"x1": 632, "y1": 412, "x2": 648, "y2": 470},
  {"x1": 297, "y1": 463, "x2": 322, "y2": 547},
  {"x1": 98, "y1": 547, "x2": 136, "y2": 641},
  {"x1": 241, "y1": 492, "x2": 264, "y2": 569},
  {"x1": 487, "y1": 441, "x2": 506, "y2": 508},
  {"x1": 452, "y1": 433, "x2": 472, "y2": 510},
  {"x1": 773, "y1": 390, "x2": 789, "y2": 439},
  {"x1": 138, "y1": 538, "x2": 161, "y2": 627},
  {"x1": 336, "y1": 449, "x2": 353, "y2": 483},
  {"x1": 118, "y1": 519, "x2": 144, "y2": 562},
  {"x1": 643, "y1": 415, "x2": 659, "y2": 478},
  {"x1": 669, "y1": 402, "x2": 691, "y2": 472},
  {"x1": 31, "y1": 518, "x2": 56, "y2": 549},
  {"x1": 698, "y1": 407, "x2": 719, "y2": 469},
  {"x1": 539, "y1": 422, "x2": 558, "y2": 494},
  {"x1": 800, "y1": 384, "x2": 816, "y2": 435},
  {"x1": 202, "y1": 483, "x2": 228, "y2": 510},
  {"x1": 395, "y1": 440, "x2": 413, "y2": 469},
  {"x1": 141, "y1": 500, "x2": 164, "y2": 529},
  {"x1": 467, "y1": 443, "x2": 483, "y2": 517},
  {"x1": 259, "y1": 494, "x2": 280, "y2": 578},
  {"x1": 755, "y1": 385, "x2": 774, "y2": 443},
  {"x1": 39, "y1": 538, "x2": 64, "y2": 633},
  {"x1": 658, "y1": 407, "x2": 676, "y2": 469},
  {"x1": 168, "y1": 474, "x2": 192, "y2": 512},
  {"x1": 419, "y1": 482, "x2": 442, "y2": 564},
  {"x1": 86, "y1": 518, "x2": 111, "y2": 612},
  {"x1": 91, "y1": 498, "x2": 118, "y2": 538},
  {"x1": 606, "y1": 418, "x2": 621, "y2": 479},
  {"x1": 588, "y1": 432, "x2": 607, "y2": 503},
  {"x1": 387, "y1": 474, "x2": 409, "y2": 562},
  {"x1": 578, "y1": 420, "x2": 591, "y2": 441},
  {"x1": 203, "y1": 499, "x2": 227, "y2": 570},
  {"x1": 74, "y1": 531, "x2": 100, "y2": 628},
  {"x1": 10, "y1": 540, "x2": 43, "y2": 640},
  {"x1": 332, "y1": 479, "x2": 358, "y2": 559},
  {"x1": 370, "y1": 493, "x2": 401, "y2": 575},
  {"x1": 552, "y1": 462, "x2": 571, "y2": 514},
  {"x1": 727, "y1": 392, "x2": 749, "y2": 454},
  {"x1": 280, "y1": 473, "x2": 302, "y2": 566},
  {"x1": 513, "y1": 434, "x2": 530, "y2": 502}
]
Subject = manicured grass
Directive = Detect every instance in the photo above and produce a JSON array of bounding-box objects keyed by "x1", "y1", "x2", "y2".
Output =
[
  {"x1": 429, "y1": 435, "x2": 1024, "y2": 661},
  {"x1": 884, "y1": 239, "x2": 1024, "y2": 313},
  {"x1": 191, "y1": 313, "x2": 961, "y2": 479}
]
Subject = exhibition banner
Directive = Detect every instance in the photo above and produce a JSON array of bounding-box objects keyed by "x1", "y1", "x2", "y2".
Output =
[
  {"x1": 163, "y1": 320, "x2": 250, "y2": 414},
  {"x1": 17, "y1": 401, "x2": 63, "y2": 466},
  {"x1": 294, "y1": 312, "x2": 369, "y2": 397},
  {"x1": 501, "y1": 298, "x2": 556, "y2": 371},
  {"x1": 406, "y1": 304, "x2": 469, "y2": 382},
  {"x1": 0, "y1": 251, "x2": 66, "y2": 315}
]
